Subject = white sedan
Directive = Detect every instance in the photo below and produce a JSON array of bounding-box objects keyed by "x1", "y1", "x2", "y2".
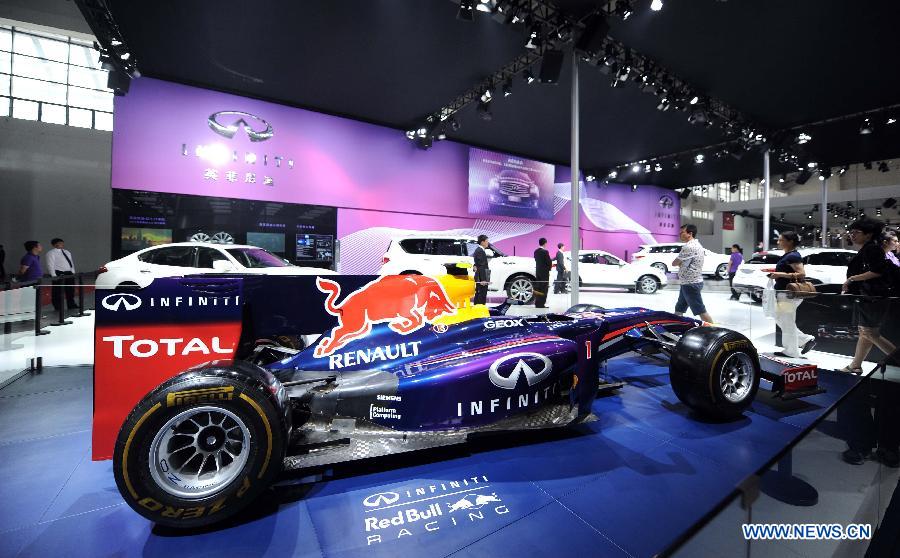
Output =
[
  {"x1": 562, "y1": 250, "x2": 668, "y2": 294},
  {"x1": 96, "y1": 242, "x2": 333, "y2": 289}
]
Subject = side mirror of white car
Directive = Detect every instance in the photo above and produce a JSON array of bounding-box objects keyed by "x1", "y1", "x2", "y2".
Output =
[{"x1": 212, "y1": 260, "x2": 235, "y2": 272}]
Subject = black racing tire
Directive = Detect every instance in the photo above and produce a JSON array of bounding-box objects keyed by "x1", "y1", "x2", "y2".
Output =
[
  {"x1": 505, "y1": 274, "x2": 536, "y2": 304},
  {"x1": 113, "y1": 362, "x2": 287, "y2": 528},
  {"x1": 636, "y1": 275, "x2": 660, "y2": 294},
  {"x1": 669, "y1": 327, "x2": 760, "y2": 420}
]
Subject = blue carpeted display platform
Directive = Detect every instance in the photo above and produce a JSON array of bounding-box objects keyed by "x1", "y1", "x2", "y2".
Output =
[{"x1": 0, "y1": 357, "x2": 859, "y2": 558}]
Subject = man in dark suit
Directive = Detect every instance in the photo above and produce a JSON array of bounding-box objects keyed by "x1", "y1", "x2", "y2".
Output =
[
  {"x1": 554, "y1": 242, "x2": 568, "y2": 293},
  {"x1": 473, "y1": 234, "x2": 490, "y2": 305},
  {"x1": 533, "y1": 238, "x2": 552, "y2": 308}
]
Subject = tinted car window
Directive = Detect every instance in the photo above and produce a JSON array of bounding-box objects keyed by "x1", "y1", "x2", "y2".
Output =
[
  {"x1": 399, "y1": 239, "x2": 428, "y2": 254},
  {"x1": 225, "y1": 248, "x2": 289, "y2": 268},
  {"x1": 145, "y1": 246, "x2": 196, "y2": 267},
  {"x1": 196, "y1": 247, "x2": 230, "y2": 268},
  {"x1": 747, "y1": 254, "x2": 782, "y2": 265},
  {"x1": 811, "y1": 252, "x2": 854, "y2": 267},
  {"x1": 432, "y1": 239, "x2": 465, "y2": 256},
  {"x1": 579, "y1": 254, "x2": 597, "y2": 264}
]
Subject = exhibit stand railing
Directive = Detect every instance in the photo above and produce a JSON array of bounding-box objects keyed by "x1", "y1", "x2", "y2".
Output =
[
  {"x1": 667, "y1": 292, "x2": 900, "y2": 558},
  {"x1": 0, "y1": 273, "x2": 97, "y2": 386}
]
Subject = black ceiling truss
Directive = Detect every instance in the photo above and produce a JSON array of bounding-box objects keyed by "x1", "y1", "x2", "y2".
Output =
[{"x1": 73, "y1": 0, "x2": 139, "y2": 95}]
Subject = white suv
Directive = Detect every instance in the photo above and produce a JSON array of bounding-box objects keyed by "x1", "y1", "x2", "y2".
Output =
[
  {"x1": 631, "y1": 243, "x2": 731, "y2": 279},
  {"x1": 379, "y1": 235, "x2": 539, "y2": 303},
  {"x1": 732, "y1": 248, "x2": 856, "y2": 301},
  {"x1": 565, "y1": 251, "x2": 668, "y2": 294},
  {"x1": 96, "y1": 242, "x2": 333, "y2": 289}
]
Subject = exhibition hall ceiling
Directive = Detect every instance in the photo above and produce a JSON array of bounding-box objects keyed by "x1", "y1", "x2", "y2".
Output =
[{"x1": 98, "y1": 0, "x2": 900, "y2": 187}]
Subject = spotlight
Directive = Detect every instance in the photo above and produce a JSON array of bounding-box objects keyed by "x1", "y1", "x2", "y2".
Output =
[
  {"x1": 687, "y1": 108, "x2": 709, "y2": 126},
  {"x1": 779, "y1": 174, "x2": 786, "y2": 183},
  {"x1": 449, "y1": 117, "x2": 460, "y2": 131},
  {"x1": 672, "y1": 160, "x2": 680, "y2": 169},
  {"x1": 654, "y1": 163, "x2": 662, "y2": 172},
  {"x1": 476, "y1": 0, "x2": 492, "y2": 12},
  {"x1": 631, "y1": 163, "x2": 641, "y2": 172},
  {"x1": 807, "y1": 213, "x2": 812, "y2": 219},
  {"x1": 796, "y1": 132, "x2": 812, "y2": 144},
  {"x1": 585, "y1": 174, "x2": 596, "y2": 182},
  {"x1": 476, "y1": 99, "x2": 492, "y2": 121},
  {"x1": 878, "y1": 161, "x2": 890, "y2": 172},
  {"x1": 839, "y1": 165, "x2": 848, "y2": 175},
  {"x1": 729, "y1": 182, "x2": 739, "y2": 193},
  {"x1": 884, "y1": 198, "x2": 897, "y2": 208},
  {"x1": 807, "y1": 162, "x2": 817, "y2": 168},
  {"x1": 694, "y1": 154, "x2": 705, "y2": 164},
  {"x1": 615, "y1": 0, "x2": 634, "y2": 20},
  {"x1": 608, "y1": 170, "x2": 618, "y2": 179},
  {"x1": 523, "y1": 69, "x2": 536, "y2": 84},
  {"x1": 888, "y1": 117, "x2": 897, "y2": 125},
  {"x1": 876, "y1": 208, "x2": 883, "y2": 216},
  {"x1": 859, "y1": 118, "x2": 874, "y2": 135},
  {"x1": 688, "y1": 95, "x2": 699, "y2": 105},
  {"x1": 679, "y1": 188, "x2": 690, "y2": 199},
  {"x1": 651, "y1": 0, "x2": 663, "y2": 10},
  {"x1": 457, "y1": 0, "x2": 475, "y2": 21},
  {"x1": 656, "y1": 98, "x2": 671, "y2": 111},
  {"x1": 502, "y1": 78, "x2": 513, "y2": 97},
  {"x1": 644, "y1": 164, "x2": 651, "y2": 173},
  {"x1": 819, "y1": 168, "x2": 832, "y2": 180},
  {"x1": 631, "y1": 184, "x2": 639, "y2": 192},
  {"x1": 525, "y1": 25, "x2": 542, "y2": 49},
  {"x1": 405, "y1": 130, "x2": 415, "y2": 139}
]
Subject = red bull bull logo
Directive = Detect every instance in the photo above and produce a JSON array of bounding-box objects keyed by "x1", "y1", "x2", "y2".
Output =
[{"x1": 314, "y1": 275, "x2": 456, "y2": 358}]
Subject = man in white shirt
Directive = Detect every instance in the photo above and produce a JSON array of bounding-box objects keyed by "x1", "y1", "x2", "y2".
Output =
[
  {"x1": 46, "y1": 238, "x2": 78, "y2": 310},
  {"x1": 672, "y1": 224, "x2": 713, "y2": 323}
]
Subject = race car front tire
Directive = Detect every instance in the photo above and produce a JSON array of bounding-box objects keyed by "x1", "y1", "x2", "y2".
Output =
[
  {"x1": 113, "y1": 364, "x2": 287, "y2": 528},
  {"x1": 669, "y1": 327, "x2": 760, "y2": 420}
]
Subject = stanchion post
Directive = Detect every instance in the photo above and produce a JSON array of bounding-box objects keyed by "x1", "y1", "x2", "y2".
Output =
[
  {"x1": 75, "y1": 273, "x2": 91, "y2": 317},
  {"x1": 34, "y1": 282, "x2": 50, "y2": 336},
  {"x1": 49, "y1": 278, "x2": 72, "y2": 327}
]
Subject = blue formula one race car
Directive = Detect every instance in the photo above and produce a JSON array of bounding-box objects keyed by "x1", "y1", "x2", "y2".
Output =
[{"x1": 103, "y1": 272, "x2": 821, "y2": 528}]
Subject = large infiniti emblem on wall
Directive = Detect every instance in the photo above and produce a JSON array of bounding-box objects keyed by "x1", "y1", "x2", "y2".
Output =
[
  {"x1": 658, "y1": 195, "x2": 674, "y2": 209},
  {"x1": 208, "y1": 111, "x2": 274, "y2": 142},
  {"x1": 489, "y1": 353, "x2": 552, "y2": 389}
]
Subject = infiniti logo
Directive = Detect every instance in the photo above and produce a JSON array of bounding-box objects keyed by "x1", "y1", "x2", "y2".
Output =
[
  {"x1": 659, "y1": 195, "x2": 674, "y2": 209},
  {"x1": 363, "y1": 492, "x2": 400, "y2": 508},
  {"x1": 208, "y1": 111, "x2": 274, "y2": 142},
  {"x1": 488, "y1": 352, "x2": 552, "y2": 390},
  {"x1": 101, "y1": 293, "x2": 142, "y2": 312}
]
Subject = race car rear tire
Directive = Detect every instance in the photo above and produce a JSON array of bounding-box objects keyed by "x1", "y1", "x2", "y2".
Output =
[
  {"x1": 669, "y1": 327, "x2": 760, "y2": 420},
  {"x1": 113, "y1": 364, "x2": 287, "y2": 528}
]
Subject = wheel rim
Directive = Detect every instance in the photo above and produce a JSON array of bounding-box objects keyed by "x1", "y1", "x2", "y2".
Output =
[
  {"x1": 211, "y1": 232, "x2": 234, "y2": 244},
  {"x1": 719, "y1": 352, "x2": 755, "y2": 403},
  {"x1": 717, "y1": 264, "x2": 727, "y2": 278},
  {"x1": 639, "y1": 277, "x2": 658, "y2": 294},
  {"x1": 509, "y1": 278, "x2": 533, "y2": 302},
  {"x1": 651, "y1": 262, "x2": 666, "y2": 272},
  {"x1": 190, "y1": 232, "x2": 211, "y2": 243},
  {"x1": 149, "y1": 406, "x2": 250, "y2": 499}
]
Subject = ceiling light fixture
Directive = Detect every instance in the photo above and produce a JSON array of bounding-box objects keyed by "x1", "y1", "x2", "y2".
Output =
[
  {"x1": 796, "y1": 132, "x2": 812, "y2": 144},
  {"x1": 457, "y1": 0, "x2": 475, "y2": 21},
  {"x1": 650, "y1": 0, "x2": 663, "y2": 11},
  {"x1": 631, "y1": 163, "x2": 641, "y2": 172},
  {"x1": 859, "y1": 118, "x2": 874, "y2": 135},
  {"x1": 694, "y1": 154, "x2": 705, "y2": 164}
]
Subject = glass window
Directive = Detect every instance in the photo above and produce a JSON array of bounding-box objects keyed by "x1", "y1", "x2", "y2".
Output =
[
  {"x1": 605, "y1": 255, "x2": 621, "y2": 265},
  {"x1": 94, "y1": 111, "x2": 113, "y2": 131},
  {"x1": 13, "y1": 31, "x2": 69, "y2": 62},
  {"x1": 12, "y1": 54, "x2": 67, "y2": 83},
  {"x1": 12, "y1": 98, "x2": 38, "y2": 120},
  {"x1": 68, "y1": 44, "x2": 101, "y2": 69},
  {"x1": 12, "y1": 75, "x2": 66, "y2": 104},
  {"x1": 0, "y1": 76, "x2": 9, "y2": 96},
  {"x1": 0, "y1": 28, "x2": 11, "y2": 52},
  {"x1": 579, "y1": 254, "x2": 597, "y2": 264},
  {"x1": 432, "y1": 239, "x2": 464, "y2": 256},
  {"x1": 68, "y1": 107, "x2": 92, "y2": 128},
  {"x1": 147, "y1": 246, "x2": 196, "y2": 267},
  {"x1": 0, "y1": 96, "x2": 9, "y2": 117},
  {"x1": 0, "y1": 51, "x2": 10, "y2": 73},
  {"x1": 399, "y1": 239, "x2": 427, "y2": 254},
  {"x1": 68, "y1": 65, "x2": 106, "y2": 89},
  {"x1": 465, "y1": 241, "x2": 480, "y2": 256},
  {"x1": 41, "y1": 103, "x2": 66, "y2": 125},
  {"x1": 67, "y1": 85, "x2": 112, "y2": 111},
  {"x1": 196, "y1": 247, "x2": 230, "y2": 269}
]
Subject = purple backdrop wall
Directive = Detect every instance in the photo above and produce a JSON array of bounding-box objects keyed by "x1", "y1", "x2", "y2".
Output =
[{"x1": 112, "y1": 78, "x2": 680, "y2": 273}]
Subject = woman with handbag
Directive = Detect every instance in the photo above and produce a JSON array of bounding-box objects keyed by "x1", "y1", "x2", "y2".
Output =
[
  {"x1": 841, "y1": 219, "x2": 897, "y2": 374},
  {"x1": 767, "y1": 231, "x2": 816, "y2": 358}
]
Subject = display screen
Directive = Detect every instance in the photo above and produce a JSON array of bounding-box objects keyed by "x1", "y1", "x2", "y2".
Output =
[
  {"x1": 112, "y1": 189, "x2": 336, "y2": 268},
  {"x1": 246, "y1": 232, "x2": 285, "y2": 254},
  {"x1": 120, "y1": 228, "x2": 172, "y2": 252},
  {"x1": 468, "y1": 147, "x2": 555, "y2": 221}
]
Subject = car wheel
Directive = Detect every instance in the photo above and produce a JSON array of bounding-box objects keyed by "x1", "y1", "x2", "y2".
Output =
[
  {"x1": 190, "y1": 232, "x2": 211, "y2": 243},
  {"x1": 715, "y1": 263, "x2": 729, "y2": 280},
  {"x1": 651, "y1": 262, "x2": 668, "y2": 274},
  {"x1": 399, "y1": 270, "x2": 422, "y2": 275},
  {"x1": 637, "y1": 275, "x2": 660, "y2": 294},
  {"x1": 669, "y1": 327, "x2": 760, "y2": 420},
  {"x1": 211, "y1": 232, "x2": 235, "y2": 245},
  {"x1": 113, "y1": 368, "x2": 285, "y2": 528},
  {"x1": 506, "y1": 275, "x2": 535, "y2": 304},
  {"x1": 750, "y1": 292, "x2": 762, "y2": 304}
]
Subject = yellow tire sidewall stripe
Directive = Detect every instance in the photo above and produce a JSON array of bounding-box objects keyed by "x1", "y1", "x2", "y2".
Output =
[
  {"x1": 122, "y1": 402, "x2": 162, "y2": 500},
  {"x1": 239, "y1": 393, "x2": 273, "y2": 479}
]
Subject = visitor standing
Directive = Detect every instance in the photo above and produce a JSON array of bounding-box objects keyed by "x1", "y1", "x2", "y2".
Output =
[
  {"x1": 46, "y1": 238, "x2": 78, "y2": 310},
  {"x1": 554, "y1": 242, "x2": 567, "y2": 293},
  {"x1": 728, "y1": 244, "x2": 744, "y2": 300},
  {"x1": 841, "y1": 219, "x2": 897, "y2": 374},
  {"x1": 18, "y1": 241, "x2": 43, "y2": 282},
  {"x1": 673, "y1": 224, "x2": 713, "y2": 323},
  {"x1": 472, "y1": 234, "x2": 490, "y2": 305},
  {"x1": 767, "y1": 232, "x2": 816, "y2": 358},
  {"x1": 533, "y1": 238, "x2": 552, "y2": 308}
]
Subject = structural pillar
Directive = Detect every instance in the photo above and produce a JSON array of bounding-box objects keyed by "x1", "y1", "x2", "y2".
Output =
[
  {"x1": 569, "y1": 51, "x2": 580, "y2": 305},
  {"x1": 763, "y1": 150, "x2": 771, "y2": 251},
  {"x1": 821, "y1": 178, "x2": 829, "y2": 247}
]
